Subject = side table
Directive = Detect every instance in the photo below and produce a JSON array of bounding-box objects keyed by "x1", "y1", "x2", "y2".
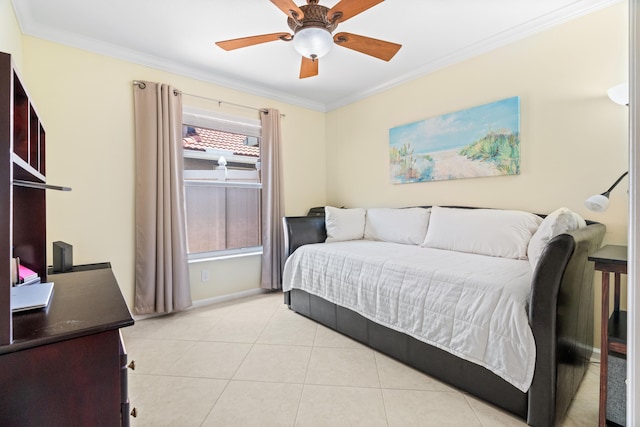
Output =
[{"x1": 589, "y1": 244, "x2": 628, "y2": 427}]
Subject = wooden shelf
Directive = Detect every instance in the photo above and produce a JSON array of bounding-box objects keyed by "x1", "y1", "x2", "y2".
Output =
[
  {"x1": 608, "y1": 311, "x2": 627, "y2": 355},
  {"x1": 12, "y1": 153, "x2": 45, "y2": 183},
  {"x1": 1, "y1": 51, "x2": 48, "y2": 345}
]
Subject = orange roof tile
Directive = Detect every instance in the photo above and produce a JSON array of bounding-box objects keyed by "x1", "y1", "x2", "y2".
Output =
[{"x1": 183, "y1": 127, "x2": 259, "y2": 158}]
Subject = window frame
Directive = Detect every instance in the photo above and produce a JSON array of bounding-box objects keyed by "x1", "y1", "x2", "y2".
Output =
[{"x1": 182, "y1": 106, "x2": 262, "y2": 262}]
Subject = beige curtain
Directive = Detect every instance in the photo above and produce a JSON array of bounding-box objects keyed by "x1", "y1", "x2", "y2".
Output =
[
  {"x1": 260, "y1": 108, "x2": 285, "y2": 290},
  {"x1": 133, "y1": 81, "x2": 192, "y2": 314}
]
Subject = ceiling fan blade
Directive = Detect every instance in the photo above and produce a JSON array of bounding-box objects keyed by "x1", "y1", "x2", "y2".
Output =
[
  {"x1": 215, "y1": 32, "x2": 292, "y2": 51},
  {"x1": 327, "y1": 0, "x2": 384, "y2": 23},
  {"x1": 333, "y1": 32, "x2": 401, "y2": 61},
  {"x1": 270, "y1": 0, "x2": 305, "y2": 20},
  {"x1": 300, "y1": 56, "x2": 318, "y2": 79}
]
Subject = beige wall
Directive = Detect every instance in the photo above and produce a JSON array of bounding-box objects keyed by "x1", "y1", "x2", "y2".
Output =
[
  {"x1": 325, "y1": 3, "x2": 629, "y2": 348},
  {"x1": 13, "y1": 37, "x2": 325, "y2": 309},
  {"x1": 0, "y1": 0, "x2": 23, "y2": 67}
]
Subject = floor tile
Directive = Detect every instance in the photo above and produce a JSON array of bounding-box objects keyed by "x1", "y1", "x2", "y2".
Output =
[
  {"x1": 383, "y1": 389, "x2": 482, "y2": 427},
  {"x1": 296, "y1": 384, "x2": 388, "y2": 427},
  {"x1": 144, "y1": 312, "x2": 214, "y2": 341},
  {"x1": 166, "y1": 341, "x2": 252, "y2": 379},
  {"x1": 233, "y1": 343, "x2": 312, "y2": 383},
  {"x1": 121, "y1": 315, "x2": 168, "y2": 339},
  {"x1": 305, "y1": 346, "x2": 380, "y2": 388},
  {"x1": 313, "y1": 324, "x2": 367, "y2": 349},
  {"x1": 375, "y1": 352, "x2": 454, "y2": 391},
  {"x1": 256, "y1": 309, "x2": 318, "y2": 346},
  {"x1": 129, "y1": 374, "x2": 227, "y2": 427},
  {"x1": 202, "y1": 380, "x2": 303, "y2": 427},
  {"x1": 125, "y1": 337, "x2": 196, "y2": 375},
  {"x1": 192, "y1": 293, "x2": 283, "y2": 321},
  {"x1": 200, "y1": 316, "x2": 271, "y2": 343},
  {"x1": 465, "y1": 395, "x2": 526, "y2": 426}
]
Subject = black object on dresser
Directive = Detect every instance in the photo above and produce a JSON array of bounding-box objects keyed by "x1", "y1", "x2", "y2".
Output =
[{"x1": 52, "y1": 241, "x2": 73, "y2": 272}]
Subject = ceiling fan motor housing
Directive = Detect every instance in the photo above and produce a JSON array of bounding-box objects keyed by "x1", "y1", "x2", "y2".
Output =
[
  {"x1": 287, "y1": 3, "x2": 339, "y2": 33},
  {"x1": 289, "y1": 3, "x2": 338, "y2": 60}
]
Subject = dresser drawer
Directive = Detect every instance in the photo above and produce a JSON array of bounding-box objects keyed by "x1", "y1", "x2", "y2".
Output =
[{"x1": 120, "y1": 331, "x2": 135, "y2": 426}]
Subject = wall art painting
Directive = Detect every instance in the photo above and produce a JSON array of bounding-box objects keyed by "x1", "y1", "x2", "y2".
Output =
[{"x1": 389, "y1": 96, "x2": 520, "y2": 184}]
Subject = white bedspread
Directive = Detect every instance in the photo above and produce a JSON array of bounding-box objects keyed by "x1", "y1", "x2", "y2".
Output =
[{"x1": 282, "y1": 240, "x2": 536, "y2": 392}]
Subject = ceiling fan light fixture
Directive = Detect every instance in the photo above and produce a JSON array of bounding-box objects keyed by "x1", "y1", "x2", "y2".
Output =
[{"x1": 293, "y1": 27, "x2": 333, "y2": 60}]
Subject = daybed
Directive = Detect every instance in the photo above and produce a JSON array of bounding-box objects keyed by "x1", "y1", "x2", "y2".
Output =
[{"x1": 281, "y1": 206, "x2": 605, "y2": 427}]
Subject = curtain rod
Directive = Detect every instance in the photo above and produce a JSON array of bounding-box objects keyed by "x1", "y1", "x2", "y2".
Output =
[
  {"x1": 181, "y1": 91, "x2": 270, "y2": 114},
  {"x1": 133, "y1": 80, "x2": 278, "y2": 115}
]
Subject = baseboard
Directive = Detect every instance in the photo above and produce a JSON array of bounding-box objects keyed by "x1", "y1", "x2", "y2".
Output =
[
  {"x1": 592, "y1": 347, "x2": 601, "y2": 363},
  {"x1": 191, "y1": 288, "x2": 267, "y2": 308},
  {"x1": 133, "y1": 288, "x2": 268, "y2": 320}
]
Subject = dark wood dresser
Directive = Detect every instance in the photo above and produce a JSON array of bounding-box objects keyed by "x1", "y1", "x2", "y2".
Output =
[{"x1": 0, "y1": 265, "x2": 134, "y2": 426}]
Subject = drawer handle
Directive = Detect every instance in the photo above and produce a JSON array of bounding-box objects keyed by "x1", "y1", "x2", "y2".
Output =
[
  {"x1": 131, "y1": 407, "x2": 138, "y2": 418},
  {"x1": 128, "y1": 360, "x2": 136, "y2": 371}
]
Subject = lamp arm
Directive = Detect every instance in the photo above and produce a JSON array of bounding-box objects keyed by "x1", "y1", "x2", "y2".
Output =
[{"x1": 603, "y1": 171, "x2": 629, "y2": 195}]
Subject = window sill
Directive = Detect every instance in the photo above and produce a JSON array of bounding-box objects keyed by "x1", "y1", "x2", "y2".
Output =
[{"x1": 188, "y1": 249, "x2": 262, "y2": 264}]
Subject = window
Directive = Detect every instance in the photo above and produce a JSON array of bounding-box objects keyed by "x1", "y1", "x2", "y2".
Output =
[{"x1": 182, "y1": 107, "x2": 262, "y2": 259}]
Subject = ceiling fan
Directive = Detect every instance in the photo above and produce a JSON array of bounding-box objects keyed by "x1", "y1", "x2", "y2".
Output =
[{"x1": 215, "y1": 0, "x2": 402, "y2": 79}]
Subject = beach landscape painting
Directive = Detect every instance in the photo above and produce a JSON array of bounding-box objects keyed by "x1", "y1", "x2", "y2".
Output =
[{"x1": 389, "y1": 96, "x2": 520, "y2": 183}]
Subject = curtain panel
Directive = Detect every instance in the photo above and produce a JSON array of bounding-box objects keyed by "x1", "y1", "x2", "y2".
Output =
[
  {"x1": 260, "y1": 108, "x2": 285, "y2": 290},
  {"x1": 133, "y1": 81, "x2": 192, "y2": 314}
]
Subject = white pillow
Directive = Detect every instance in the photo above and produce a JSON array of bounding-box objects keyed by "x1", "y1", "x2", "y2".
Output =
[
  {"x1": 325, "y1": 206, "x2": 366, "y2": 242},
  {"x1": 528, "y1": 207, "x2": 586, "y2": 270},
  {"x1": 364, "y1": 208, "x2": 431, "y2": 245},
  {"x1": 422, "y1": 206, "x2": 543, "y2": 260}
]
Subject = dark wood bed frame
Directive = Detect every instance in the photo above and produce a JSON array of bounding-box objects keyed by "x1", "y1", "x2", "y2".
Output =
[{"x1": 282, "y1": 210, "x2": 605, "y2": 426}]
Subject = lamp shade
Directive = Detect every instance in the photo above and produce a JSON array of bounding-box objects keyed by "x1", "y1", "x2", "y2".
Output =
[
  {"x1": 584, "y1": 194, "x2": 610, "y2": 212},
  {"x1": 607, "y1": 83, "x2": 629, "y2": 106},
  {"x1": 293, "y1": 27, "x2": 333, "y2": 59},
  {"x1": 584, "y1": 171, "x2": 628, "y2": 212}
]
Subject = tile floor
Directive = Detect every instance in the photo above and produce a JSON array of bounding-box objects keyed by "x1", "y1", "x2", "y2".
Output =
[{"x1": 122, "y1": 291, "x2": 599, "y2": 427}]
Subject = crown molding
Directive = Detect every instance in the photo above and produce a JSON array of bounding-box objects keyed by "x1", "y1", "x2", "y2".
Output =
[
  {"x1": 12, "y1": 1, "x2": 327, "y2": 112},
  {"x1": 12, "y1": 0, "x2": 622, "y2": 113},
  {"x1": 325, "y1": 0, "x2": 624, "y2": 111}
]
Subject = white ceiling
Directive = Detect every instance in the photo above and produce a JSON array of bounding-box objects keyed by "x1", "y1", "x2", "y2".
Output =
[{"x1": 12, "y1": 0, "x2": 620, "y2": 112}]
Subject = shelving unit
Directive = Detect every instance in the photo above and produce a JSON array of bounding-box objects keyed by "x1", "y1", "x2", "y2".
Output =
[
  {"x1": 589, "y1": 244, "x2": 628, "y2": 426},
  {"x1": 0, "y1": 52, "x2": 48, "y2": 345}
]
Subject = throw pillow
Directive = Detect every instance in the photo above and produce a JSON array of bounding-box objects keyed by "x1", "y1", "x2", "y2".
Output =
[
  {"x1": 528, "y1": 207, "x2": 586, "y2": 270},
  {"x1": 325, "y1": 206, "x2": 366, "y2": 242},
  {"x1": 364, "y1": 207, "x2": 431, "y2": 245},
  {"x1": 422, "y1": 206, "x2": 543, "y2": 260}
]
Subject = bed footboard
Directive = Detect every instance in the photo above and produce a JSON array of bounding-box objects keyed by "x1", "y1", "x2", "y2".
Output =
[{"x1": 528, "y1": 223, "x2": 605, "y2": 426}]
